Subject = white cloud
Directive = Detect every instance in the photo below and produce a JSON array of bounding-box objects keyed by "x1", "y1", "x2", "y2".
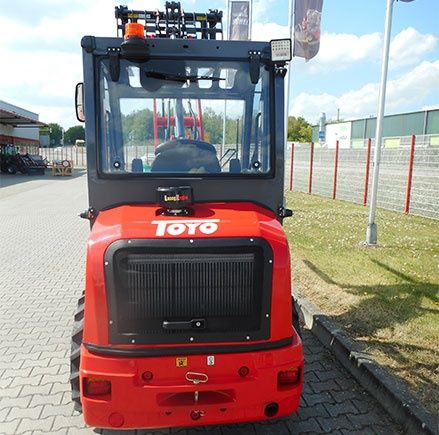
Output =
[
  {"x1": 251, "y1": 22, "x2": 289, "y2": 41},
  {"x1": 390, "y1": 27, "x2": 436, "y2": 68},
  {"x1": 422, "y1": 104, "x2": 439, "y2": 111},
  {"x1": 292, "y1": 28, "x2": 436, "y2": 73},
  {"x1": 252, "y1": 0, "x2": 281, "y2": 23},
  {"x1": 0, "y1": 0, "x2": 163, "y2": 127},
  {"x1": 291, "y1": 60, "x2": 439, "y2": 123},
  {"x1": 310, "y1": 32, "x2": 381, "y2": 72}
]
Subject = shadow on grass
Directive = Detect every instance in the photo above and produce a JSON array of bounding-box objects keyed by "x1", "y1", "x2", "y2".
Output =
[{"x1": 302, "y1": 258, "x2": 438, "y2": 359}]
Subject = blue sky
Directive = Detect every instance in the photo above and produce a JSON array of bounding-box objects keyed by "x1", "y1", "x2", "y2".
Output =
[{"x1": 0, "y1": 0, "x2": 437, "y2": 127}]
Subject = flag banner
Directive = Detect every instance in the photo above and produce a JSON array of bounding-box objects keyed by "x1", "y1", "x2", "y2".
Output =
[
  {"x1": 228, "y1": 1, "x2": 250, "y2": 41},
  {"x1": 293, "y1": 0, "x2": 323, "y2": 60}
]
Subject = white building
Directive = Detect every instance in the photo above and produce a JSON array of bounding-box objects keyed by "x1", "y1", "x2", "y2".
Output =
[{"x1": 0, "y1": 100, "x2": 45, "y2": 151}]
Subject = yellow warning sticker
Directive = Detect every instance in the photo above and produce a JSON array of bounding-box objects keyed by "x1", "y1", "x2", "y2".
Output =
[{"x1": 176, "y1": 357, "x2": 188, "y2": 367}]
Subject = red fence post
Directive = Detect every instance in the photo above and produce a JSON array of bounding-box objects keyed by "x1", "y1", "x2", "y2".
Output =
[
  {"x1": 197, "y1": 99, "x2": 205, "y2": 141},
  {"x1": 289, "y1": 142, "x2": 295, "y2": 191},
  {"x1": 332, "y1": 140, "x2": 339, "y2": 200},
  {"x1": 404, "y1": 134, "x2": 416, "y2": 214},
  {"x1": 308, "y1": 142, "x2": 314, "y2": 195},
  {"x1": 153, "y1": 98, "x2": 158, "y2": 148},
  {"x1": 363, "y1": 138, "x2": 372, "y2": 206}
]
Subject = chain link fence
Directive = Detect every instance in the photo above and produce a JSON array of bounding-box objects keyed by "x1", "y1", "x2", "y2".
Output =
[{"x1": 286, "y1": 135, "x2": 439, "y2": 219}]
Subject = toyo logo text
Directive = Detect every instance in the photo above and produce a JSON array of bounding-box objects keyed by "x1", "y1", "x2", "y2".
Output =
[{"x1": 152, "y1": 219, "x2": 220, "y2": 236}]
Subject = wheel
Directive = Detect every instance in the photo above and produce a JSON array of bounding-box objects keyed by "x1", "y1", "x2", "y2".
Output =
[
  {"x1": 292, "y1": 297, "x2": 302, "y2": 339},
  {"x1": 6, "y1": 164, "x2": 17, "y2": 175},
  {"x1": 70, "y1": 293, "x2": 84, "y2": 413}
]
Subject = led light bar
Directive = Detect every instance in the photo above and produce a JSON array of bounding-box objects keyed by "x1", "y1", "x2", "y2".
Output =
[{"x1": 270, "y1": 39, "x2": 292, "y2": 62}]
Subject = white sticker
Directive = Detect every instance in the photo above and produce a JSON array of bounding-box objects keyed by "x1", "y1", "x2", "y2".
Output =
[{"x1": 207, "y1": 355, "x2": 215, "y2": 366}]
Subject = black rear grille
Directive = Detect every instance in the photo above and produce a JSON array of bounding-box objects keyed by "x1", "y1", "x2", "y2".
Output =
[{"x1": 105, "y1": 239, "x2": 272, "y2": 344}]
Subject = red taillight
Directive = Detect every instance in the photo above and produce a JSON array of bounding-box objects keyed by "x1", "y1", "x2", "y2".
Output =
[
  {"x1": 142, "y1": 371, "x2": 153, "y2": 382},
  {"x1": 84, "y1": 378, "x2": 111, "y2": 396},
  {"x1": 277, "y1": 367, "x2": 300, "y2": 385},
  {"x1": 238, "y1": 366, "x2": 250, "y2": 377}
]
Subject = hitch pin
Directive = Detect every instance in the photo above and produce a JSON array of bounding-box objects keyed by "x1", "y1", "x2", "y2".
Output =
[
  {"x1": 185, "y1": 372, "x2": 208, "y2": 404},
  {"x1": 185, "y1": 372, "x2": 208, "y2": 384}
]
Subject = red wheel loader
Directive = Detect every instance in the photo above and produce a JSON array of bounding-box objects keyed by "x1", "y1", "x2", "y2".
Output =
[{"x1": 71, "y1": 2, "x2": 303, "y2": 430}]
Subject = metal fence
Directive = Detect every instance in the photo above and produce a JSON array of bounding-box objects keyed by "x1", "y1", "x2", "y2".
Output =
[
  {"x1": 19, "y1": 137, "x2": 439, "y2": 220},
  {"x1": 34, "y1": 143, "x2": 239, "y2": 171},
  {"x1": 286, "y1": 135, "x2": 439, "y2": 219},
  {"x1": 37, "y1": 146, "x2": 88, "y2": 168}
]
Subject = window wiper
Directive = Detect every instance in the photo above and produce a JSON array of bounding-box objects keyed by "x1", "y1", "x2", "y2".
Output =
[{"x1": 145, "y1": 71, "x2": 224, "y2": 83}]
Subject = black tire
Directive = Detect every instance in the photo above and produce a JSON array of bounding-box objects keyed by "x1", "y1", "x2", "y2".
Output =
[
  {"x1": 292, "y1": 297, "x2": 302, "y2": 339},
  {"x1": 70, "y1": 293, "x2": 84, "y2": 413},
  {"x1": 6, "y1": 164, "x2": 17, "y2": 175}
]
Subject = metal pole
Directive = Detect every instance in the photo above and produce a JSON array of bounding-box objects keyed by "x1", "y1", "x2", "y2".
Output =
[
  {"x1": 365, "y1": 0, "x2": 394, "y2": 245},
  {"x1": 221, "y1": 0, "x2": 229, "y2": 160},
  {"x1": 249, "y1": 0, "x2": 253, "y2": 40},
  {"x1": 363, "y1": 138, "x2": 372, "y2": 206},
  {"x1": 285, "y1": 0, "x2": 294, "y2": 147},
  {"x1": 153, "y1": 98, "x2": 159, "y2": 147}
]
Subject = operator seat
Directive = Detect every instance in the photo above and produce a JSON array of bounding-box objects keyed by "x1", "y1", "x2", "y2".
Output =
[{"x1": 150, "y1": 139, "x2": 221, "y2": 173}]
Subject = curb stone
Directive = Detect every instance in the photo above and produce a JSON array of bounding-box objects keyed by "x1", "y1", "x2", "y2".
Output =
[{"x1": 293, "y1": 293, "x2": 438, "y2": 435}]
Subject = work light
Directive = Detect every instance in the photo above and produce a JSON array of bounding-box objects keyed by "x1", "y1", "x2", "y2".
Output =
[{"x1": 270, "y1": 39, "x2": 292, "y2": 62}]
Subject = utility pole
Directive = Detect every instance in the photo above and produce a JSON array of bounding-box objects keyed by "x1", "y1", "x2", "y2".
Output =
[{"x1": 365, "y1": 0, "x2": 394, "y2": 245}]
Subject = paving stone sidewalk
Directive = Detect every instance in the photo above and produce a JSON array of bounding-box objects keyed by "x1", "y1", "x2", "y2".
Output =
[{"x1": 0, "y1": 174, "x2": 403, "y2": 434}]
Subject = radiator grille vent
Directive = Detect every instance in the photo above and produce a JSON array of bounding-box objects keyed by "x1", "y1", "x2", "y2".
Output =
[{"x1": 106, "y1": 240, "x2": 272, "y2": 344}]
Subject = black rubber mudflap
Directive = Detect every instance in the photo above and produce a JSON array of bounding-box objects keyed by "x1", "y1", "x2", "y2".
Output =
[
  {"x1": 70, "y1": 293, "x2": 84, "y2": 413},
  {"x1": 292, "y1": 296, "x2": 302, "y2": 339}
]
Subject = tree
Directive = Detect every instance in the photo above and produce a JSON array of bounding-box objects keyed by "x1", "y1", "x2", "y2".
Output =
[
  {"x1": 287, "y1": 116, "x2": 312, "y2": 142},
  {"x1": 64, "y1": 125, "x2": 85, "y2": 145},
  {"x1": 48, "y1": 123, "x2": 63, "y2": 147},
  {"x1": 121, "y1": 109, "x2": 154, "y2": 144}
]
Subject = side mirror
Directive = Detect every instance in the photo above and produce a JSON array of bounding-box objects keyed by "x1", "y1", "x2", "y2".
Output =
[{"x1": 75, "y1": 83, "x2": 85, "y2": 122}]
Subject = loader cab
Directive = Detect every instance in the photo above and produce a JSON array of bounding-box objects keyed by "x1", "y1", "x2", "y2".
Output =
[{"x1": 78, "y1": 11, "x2": 291, "y2": 219}]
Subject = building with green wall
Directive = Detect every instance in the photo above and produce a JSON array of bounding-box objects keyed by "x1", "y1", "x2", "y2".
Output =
[{"x1": 312, "y1": 109, "x2": 439, "y2": 148}]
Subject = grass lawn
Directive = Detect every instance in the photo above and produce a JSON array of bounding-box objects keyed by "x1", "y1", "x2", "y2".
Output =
[{"x1": 284, "y1": 191, "x2": 439, "y2": 415}]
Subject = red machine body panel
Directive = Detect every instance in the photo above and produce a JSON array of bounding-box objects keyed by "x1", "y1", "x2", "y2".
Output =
[
  {"x1": 80, "y1": 340, "x2": 303, "y2": 429},
  {"x1": 80, "y1": 202, "x2": 304, "y2": 429}
]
